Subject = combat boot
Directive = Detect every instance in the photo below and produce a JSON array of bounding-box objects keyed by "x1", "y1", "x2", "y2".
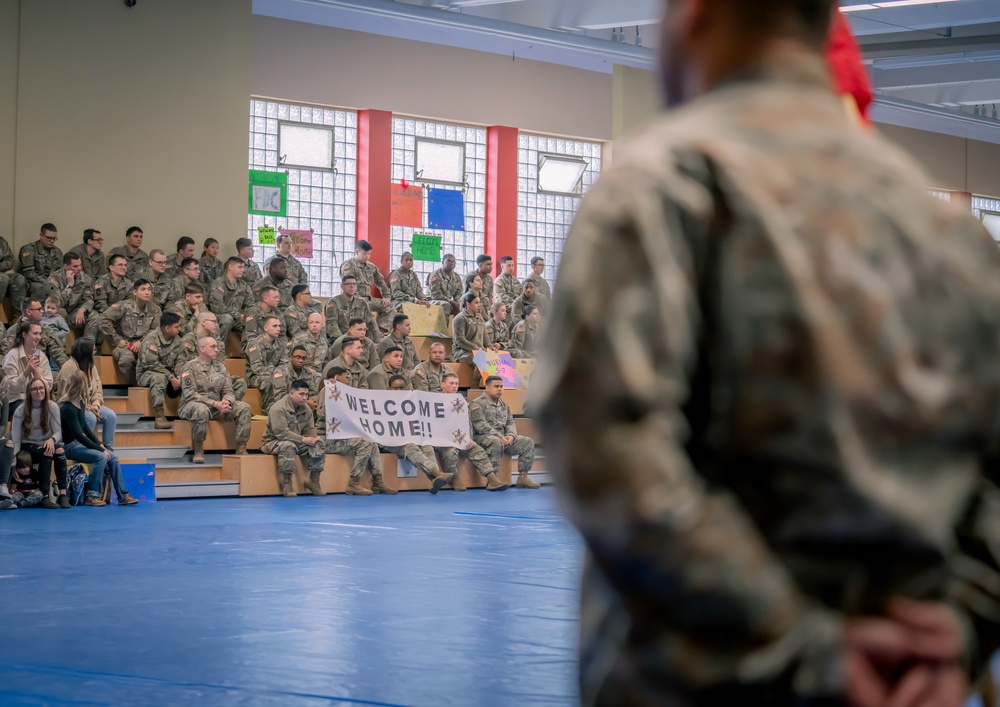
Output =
[
  {"x1": 304, "y1": 471, "x2": 326, "y2": 496},
  {"x1": 370, "y1": 474, "x2": 397, "y2": 495},
  {"x1": 280, "y1": 475, "x2": 297, "y2": 498},
  {"x1": 450, "y1": 473, "x2": 467, "y2": 492},
  {"x1": 424, "y1": 469, "x2": 448, "y2": 495},
  {"x1": 345, "y1": 477, "x2": 373, "y2": 496},
  {"x1": 153, "y1": 405, "x2": 171, "y2": 430},
  {"x1": 234, "y1": 444, "x2": 247, "y2": 455},
  {"x1": 486, "y1": 473, "x2": 509, "y2": 492},
  {"x1": 192, "y1": 443, "x2": 205, "y2": 464},
  {"x1": 516, "y1": 472, "x2": 540, "y2": 489}
]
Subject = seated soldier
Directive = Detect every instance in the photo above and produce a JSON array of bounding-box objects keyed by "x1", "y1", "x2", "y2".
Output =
[
  {"x1": 494, "y1": 255, "x2": 521, "y2": 310},
  {"x1": 435, "y1": 371, "x2": 508, "y2": 492},
  {"x1": 469, "y1": 376, "x2": 538, "y2": 489},
  {"x1": 322, "y1": 366, "x2": 396, "y2": 496},
  {"x1": 209, "y1": 256, "x2": 254, "y2": 348},
  {"x1": 381, "y1": 373, "x2": 451, "y2": 494},
  {"x1": 242, "y1": 285, "x2": 285, "y2": 356},
  {"x1": 174, "y1": 311, "x2": 247, "y2": 400},
  {"x1": 283, "y1": 284, "x2": 320, "y2": 340},
  {"x1": 289, "y1": 312, "x2": 328, "y2": 369},
  {"x1": 252, "y1": 255, "x2": 294, "y2": 310},
  {"x1": 261, "y1": 379, "x2": 326, "y2": 498},
  {"x1": 322, "y1": 336, "x2": 369, "y2": 388},
  {"x1": 144, "y1": 249, "x2": 175, "y2": 310},
  {"x1": 101, "y1": 279, "x2": 161, "y2": 381},
  {"x1": 451, "y1": 292, "x2": 492, "y2": 364},
  {"x1": 368, "y1": 346, "x2": 410, "y2": 391},
  {"x1": 426, "y1": 253, "x2": 462, "y2": 316},
  {"x1": 167, "y1": 281, "x2": 206, "y2": 334},
  {"x1": 507, "y1": 304, "x2": 541, "y2": 359},
  {"x1": 325, "y1": 275, "x2": 381, "y2": 345},
  {"x1": 136, "y1": 312, "x2": 184, "y2": 429},
  {"x1": 511, "y1": 278, "x2": 548, "y2": 322},
  {"x1": 47, "y1": 252, "x2": 93, "y2": 332},
  {"x1": 377, "y1": 314, "x2": 419, "y2": 371},
  {"x1": 178, "y1": 336, "x2": 251, "y2": 463},
  {"x1": 90, "y1": 253, "x2": 133, "y2": 344},
  {"x1": 389, "y1": 251, "x2": 429, "y2": 311},
  {"x1": 245, "y1": 315, "x2": 289, "y2": 410},
  {"x1": 236, "y1": 237, "x2": 263, "y2": 287},
  {"x1": 330, "y1": 319, "x2": 380, "y2": 370},
  {"x1": 411, "y1": 342, "x2": 448, "y2": 393},
  {"x1": 167, "y1": 257, "x2": 201, "y2": 304},
  {"x1": 484, "y1": 301, "x2": 511, "y2": 351},
  {"x1": 270, "y1": 345, "x2": 321, "y2": 413}
]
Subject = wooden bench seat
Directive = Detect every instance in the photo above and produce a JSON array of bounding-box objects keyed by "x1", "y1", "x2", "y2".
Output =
[
  {"x1": 412, "y1": 336, "x2": 452, "y2": 361},
  {"x1": 128, "y1": 387, "x2": 263, "y2": 417},
  {"x1": 172, "y1": 419, "x2": 266, "y2": 451},
  {"x1": 96, "y1": 356, "x2": 247, "y2": 386},
  {"x1": 444, "y1": 362, "x2": 477, "y2": 388}
]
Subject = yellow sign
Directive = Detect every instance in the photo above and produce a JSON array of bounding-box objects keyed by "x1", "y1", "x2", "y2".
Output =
[{"x1": 402, "y1": 302, "x2": 448, "y2": 338}]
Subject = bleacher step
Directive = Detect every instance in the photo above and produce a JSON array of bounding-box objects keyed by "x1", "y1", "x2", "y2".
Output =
[
  {"x1": 155, "y1": 480, "x2": 240, "y2": 499},
  {"x1": 115, "y1": 444, "x2": 188, "y2": 459}
]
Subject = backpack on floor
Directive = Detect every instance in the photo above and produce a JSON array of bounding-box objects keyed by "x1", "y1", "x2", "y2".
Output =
[{"x1": 65, "y1": 465, "x2": 88, "y2": 506}]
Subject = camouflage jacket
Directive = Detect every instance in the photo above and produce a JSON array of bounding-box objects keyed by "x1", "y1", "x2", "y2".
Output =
[
  {"x1": 389, "y1": 268, "x2": 425, "y2": 306},
  {"x1": 271, "y1": 362, "x2": 321, "y2": 401},
  {"x1": 377, "y1": 333, "x2": 419, "y2": 371},
  {"x1": 524, "y1": 273, "x2": 551, "y2": 299},
  {"x1": 325, "y1": 294, "x2": 380, "y2": 344},
  {"x1": 289, "y1": 330, "x2": 329, "y2": 369},
  {"x1": 65, "y1": 244, "x2": 106, "y2": 281},
  {"x1": 367, "y1": 362, "x2": 410, "y2": 391},
  {"x1": 209, "y1": 276, "x2": 253, "y2": 319},
  {"x1": 533, "y1": 50, "x2": 1000, "y2": 702},
  {"x1": 47, "y1": 268, "x2": 94, "y2": 313},
  {"x1": 511, "y1": 293, "x2": 548, "y2": 322},
  {"x1": 136, "y1": 328, "x2": 183, "y2": 380},
  {"x1": 245, "y1": 334, "x2": 288, "y2": 382},
  {"x1": 484, "y1": 318, "x2": 512, "y2": 349},
  {"x1": 411, "y1": 361, "x2": 445, "y2": 393},
  {"x1": 199, "y1": 256, "x2": 223, "y2": 288},
  {"x1": 266, "y1": 253, "x2": 307, "y2": 286},
  {"x1": 282, "y1": 302, "x2": 320, "y2": 340},
  {"x1": 241, "y1": 304, "x2": 285, "y2": 352},
  {"x1": 18, "y1": 242, "x2": 63, "y2": 286},
  {"x1": 262, "y1": 394, "x2": 318, "y2": 446},
  {"x1": 0, "y1": 236, "x2": 15, "y2": 272},
  {"x1": 426, "y1": 267, "x2": 463, "y2": 302},
  {"x1": 341, "y1": 257, "x2": 389, "y2": 300},
  {"x1": 93, "y1": 274, "x2": 133, "y2": 313},
  {"x1": 468, "y1": 395, "x2": 515, "y2": 438},
  {"x1": 508, "y1": 320, "x2": 538, "y2": 358},
  {"x1": 174, "y1": 331, "x2": 226, "y2": 376},
  {"x1": 322, "y1": 355, "x2": 368, "y2": 389},
  {"x1": 143, "y1": 269, "x2": 174, "y2": 310},
  {"x1": 241, "y1": 258, "x2": 263, "y2": 288},
  {"x1": 467, "y1": 271, "x2": 493, "y2": 310},
  {"x1": 180, "y1": 356, "x2": 235, "y2": 407},
  {"x1": 166, "y1": 298, "x2": 202, "y2": 334},
  {"x1": 252, "y1": 275, "x2": 293, "y2": 311},
  {"x1": 494, "y1": 273, "x2": 521, "y2": 309},
  {"x1": 108, "y1": 245, "x2": 148, "y2": 281},
  {"x1": 330, "y1": 334, "x2": 380, "y2": 371},
  {"x1": 101, "y1": 299, "x2": 160, "y2": 348},
  {"x1": 451, "y1": 312, "x2": 484, "y2": 358}
]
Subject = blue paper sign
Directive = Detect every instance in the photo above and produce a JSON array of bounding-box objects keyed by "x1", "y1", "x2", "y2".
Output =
[{"x1": 427, "y1": 188, "x2": 465, "y2": 231}]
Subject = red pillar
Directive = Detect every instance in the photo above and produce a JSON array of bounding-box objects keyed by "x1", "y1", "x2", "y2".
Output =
[
  {"x1": 485, "y1": 126, "x2": 519, "y2": 276},
  {"x1": 356, "y1": 109, "x2": 393, "y2": 281}
]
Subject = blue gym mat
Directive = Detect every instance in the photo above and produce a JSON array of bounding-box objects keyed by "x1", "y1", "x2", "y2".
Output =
[{"x1": 0, "y1": 489, "x2": 581, "y2": 706}]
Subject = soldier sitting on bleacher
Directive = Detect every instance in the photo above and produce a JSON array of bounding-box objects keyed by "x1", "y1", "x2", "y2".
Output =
[
  {"x1": 252, "y1": 255, "x2": 293, "y2": 311},
  {"x1": 451, "y1": 293, "x2": 489, "y2": 364},
  {"x1": 100, "y1": 279, "x2": 160, "y2": 381},
  {"x1": 367, "y1": 346, "x2": 410, "y2": 391},
  {"x1": 325, "y1": 275, "x2": 381, "y2": 346},
  {"x1": 377, "y1": 314, "x2": 419, "y2": 371},
  {"x1": 18, "y1": 223, "x2": 63, "y2": 300},
  {"x1": 136, "y1": 312, "x2": 185, "y2": 430},
  {"x1": 261, "y1": 378, "x2": 325, "y2": 498},
  {"x1": 436, "y1": 370, "x2": 508, "y2": 493},
  {"x1": 175, "y1": 311, "x2": 246, "y2": 401},
  {"x1": 166, "y1": 257, "x2": 201, "y2": 305},
  {"x1": 209, "y1": 256, "x2": 253, "y2": 348},
  {"x1": 47, "y1": 252, "x2": 94, "y2": 332},
  {"x1": 411, "y1": 342, "x2": 447, "y2": 393},
  {"x1": 283, "y1": 284, "x2": 321, "y2": 340},
  {"x1": 507, "y1": 305, "x2": 541, "y2": 360},
  {"x1": 167, "y1": 282, "x2": 206, "y2": 334},
  {"x1": 484, "y1": 301, "x2": 512, "y2": 351},
  {"x1": 383, "y1": 374, "x2": 450, "y2": 494},
  {"x1": 0, "y1": 235, "x2": 28, "y2": 316},
  {"x1": 91, "y1": 254, "x2": 133, "y2": 344},
  {"x1": 241, "y1": 285, "x2": 285, "y2": 357},
  {"x1": 269, "y1": 345, "x2": 320, "y2": 414},
  {"x1": 0, "y1": 297, "x2": 68, "y2": 368},
  {"x1": 245, "y1": 314, "x2": 288, "y2": 410},
  {"x1": 144, "y1": 249, "x2": 175, "y2": 310},
  {"x1": 330, "y1": 319, "x2": 380, "y2": 371},
  {"x1": 321, "y1": 336, "x2": 368, "y2": 388},
  {"x1": 289, "y1": 312, "x2": 328, "y2": 369},
  {"x1": 469, "y1": 376, "x2": 537, "y2": 490}
]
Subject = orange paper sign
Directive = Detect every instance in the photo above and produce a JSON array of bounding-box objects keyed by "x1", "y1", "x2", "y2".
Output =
[{"x1": 391, "y1": 185, "x2": 423, "y2": 227}]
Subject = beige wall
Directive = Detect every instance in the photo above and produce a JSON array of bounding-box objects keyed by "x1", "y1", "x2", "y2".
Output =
[
  {"x1": 613, "y1": 64, "x2": 661, "y2": 144},
  {"x1": 9, "y1": 0, "x2": 250, "y2": 258},
  {"x1": 251, "y1": 16, "x2": 613, "y2": 141},
  {"x1": 0, "y1": 0, "x2": 18, "y2": 240}
]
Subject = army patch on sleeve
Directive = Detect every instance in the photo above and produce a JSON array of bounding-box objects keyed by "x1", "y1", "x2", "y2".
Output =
[
  {"x1": 148, "y1": 344, "x2": 157, "y2": 352},
  {"x1": 181, "y1": 370, "x2": 191, "y2": 378}
]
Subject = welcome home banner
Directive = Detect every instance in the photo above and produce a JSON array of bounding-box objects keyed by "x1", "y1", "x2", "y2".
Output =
[{"x1": 324, "y1": 381, "x2": 472, "y2": 449}]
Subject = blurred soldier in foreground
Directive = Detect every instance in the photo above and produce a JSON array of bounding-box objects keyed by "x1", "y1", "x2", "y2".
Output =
[{"x1": 534, "y1": 1, "x2": 1000, "y2": 706}]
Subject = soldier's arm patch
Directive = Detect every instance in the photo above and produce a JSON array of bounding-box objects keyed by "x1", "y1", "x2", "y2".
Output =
[
  {"x1": 246, "y1": 315, "x2": 254, "y2": 322},
  {"x1": 274, "y1": 371, "x2": 283, "y2": 378},
  {"x1": 181, "y1": 370, "x2": 191, "y2": 378},
  {"x1": 248, "y1": 346, "x2": 257, "y2": 352},
  {"x1": 148, "y1": 344, "x2": 157, "y2": 352},
  {"x1": 215, "y1": 286, "x2": 224, "y2": 293},
  {"x1": 416, "y1": 369, "x2": 425, "y2": 377}
]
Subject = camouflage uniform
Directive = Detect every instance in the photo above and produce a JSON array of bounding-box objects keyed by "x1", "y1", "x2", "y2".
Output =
[
  {"x1": 65, "y1": 244, "x2": 106, "y2": 281},
  {"x1": 484, "y1": 318, "x2": 512, "y2": 350},
  {"x1": 450, "y1": 311, "x2": 484, "y2": 364},
  {"x1": 533, "y1": 52, "x2": 1000, "y2": 704},
  {"x1": 341, "y1": 257, "x2": 392, "y2": 332},
  {"x1": 143, "y1": 269, "x2": 174, "y2": 310},
  {"x1": 108, "y1": 245, "x2": 148, "y2": 281},
  {"x1": 426, "y1": 267, "x2": 463, "y2": 315},
  {"x1": 245, "y1": 334, "x2": 289, "y2": 407},
  {"x1": 175, "y1": 331, "x2": 246, "y2": 400},
  {"x1": 179, "y1": 356, "x2": 251, "y2": 451},
  {"x1": 101, "y1": 299, "x2": 160, "y2": 380},
  {"x1": 388, "y1": 267, "x2": 425, "y2": 310},
  {"x1": 135, "y1": 328, "x2": 183, "y2": 409},
  {"x1": 507, "y1": 320, "x2": 539, "y2": 359},
  {"x1": 382, "y1": 443, "x2": 443, "y2": 483},
  {"x1": 18, "y1": 241, "x2": 63, "y2": 300},
  {"x1": 330, "y1": 334, "x2": 379, "y2": 371},
  {"x1": 209, "y1": 275, "x2": 253, "y2": 346},
  {"x1": 47, "y1": 268, "x2": 94, "y2": 324},
  {"x1": 0, "y1": 236, "x2": 26, "y2": 310},
  {"x1": 167, "y1": 299, "x2": 202, "y2": 335},
  {"x1": 325, "y1": 294, "x2": 380, "y2": 345},
  {"x1": 469, "y1": 271, "x2": 494, "y2": 312},
  {"x1": 377, "y1": 333, "x2": 419, "y2": 371},
  {"x1": 317, "y1": 387, "x2": 383, "y2": 478},
  {"x1": 524, "y1": 273, "x2": 551, "y2": 299},
  {"x1": 282, "y1": 302, "x2": 320, "y2": 340},
  {"x1": 266, "y1": 253, "x2": 307, "y2": 286},
  {"x1": 322, "y1": 355, "x2": 368, "y2": 389},
  {"x1": 269, "y1": 361, "x2": 321, "y2": 411},
  {"x1": 166, "y1": 274, "x2": 199, "y2": 306},
  {"x1": 241, "y1": 258, "x2": 263, "y2": 288},
  {"x1": 367, "y1": 362, "x2": 410, "y2": 391},
  {"x1": 436, "y1": 419, "x2": 494, "y2": 480},
  {"x1": 411, "y1": 360, "x2": 446, "y2": 393},
  {"x1": 198, "y1": 256, "x2": 222, "y2": 288},
  {"x1": 289, "y1": 329, "x2": 329, "y2": 369},
  {"x1": 241, "y1": 304, "x2": 285, "y2": 356},
  {"x1": 89, "y1": 273, "x2": 133, "y2": 342},
  {"x1": 0, "y1": 318, "x2": 68, "y2": 367},
  {"x1": 251, "y1": 275, "x2": 293, "y2": 311},
  {"x1": 511, "y1": 293, "x2": 548, "y2": 322},
  {"x1": 261, "y1": 394, "x2": 325, "y2": 479},
  {"x1": 494, "y1": 272, "x2": 521, "y2": 310},
  {"x1": 469, "y1": 395, "x2": 533, "y2": 474}
]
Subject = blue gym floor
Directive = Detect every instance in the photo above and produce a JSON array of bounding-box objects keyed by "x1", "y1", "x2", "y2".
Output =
[{"x1": 0, "y1": 489, "x2": 581, "y2": 706}]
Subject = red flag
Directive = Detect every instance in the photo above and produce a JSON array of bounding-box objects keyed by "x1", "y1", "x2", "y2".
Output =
[{"x1": 826, "y1": 12, "x2": 873, "y2": 123}]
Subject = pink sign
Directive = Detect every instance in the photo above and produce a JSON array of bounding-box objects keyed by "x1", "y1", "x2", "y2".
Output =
[{"x1": 280, "y1": 228, "x2": 313, "y2": 258}]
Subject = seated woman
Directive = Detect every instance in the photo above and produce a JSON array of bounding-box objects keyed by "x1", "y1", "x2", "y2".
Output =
[
  {"x1": 463, "y1": 272, "x2": 487, "y2": 321},
  {"x1": 58, "y1": 338, "x2": 118, "y2": 450},
  {"x1": 59, "y1": 370, "x2": 137, "y2": 507},
  {"x1": 12, "y1": 377, "x2": 68, "y2": 509}
]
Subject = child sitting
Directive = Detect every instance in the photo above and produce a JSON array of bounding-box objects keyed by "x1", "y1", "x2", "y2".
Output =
[
  {"x1": 42, "y1": 296, "x2": 70, "y2": 348},
  {"x1": 1, "y1": 451, "x2": 54, "y2": 509}
]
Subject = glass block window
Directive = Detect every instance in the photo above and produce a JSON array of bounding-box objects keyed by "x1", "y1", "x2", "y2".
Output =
[
  {"x1": 248, "y1": 99, "x2": 358, "y2": 297},
  {"x1": 517, "y1": 133, "x2": 603, "y2": 282},
  {"x1": 390, "y1": 117, "x2": 486, "y2": 285}
]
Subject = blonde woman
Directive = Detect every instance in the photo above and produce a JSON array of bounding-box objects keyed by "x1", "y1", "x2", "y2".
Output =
[
  {"x1": 59, "y1": 371, "x2": 136, "y2": 506},
  {"x1": 58, "y1": 337, "x2": 117, "y2": 449}
]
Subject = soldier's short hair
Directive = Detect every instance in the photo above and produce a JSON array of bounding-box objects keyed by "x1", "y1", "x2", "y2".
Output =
[
  {"x1": 523, "y1": 280, "x2": 536, "y2": 292},
  {"x1": 133, "y1": 279, "x2": 151, "y2": 290},
  {"x1": 261, "y1": 314, "x2": 280, "y2": 327},
  {"x1": 442, "y1": 253, "x2": 455, "y2": 263},
  {"x1": 387, "y1": 374, "x2": 407, "y2": 389},
  {"x1": 185, "y1": 282, "x2": 205, "y2": 296},
  {"x1": 348, "y1": 318, "x2": 366, "y2": 329},
  {"x1": 197, "y1": 336, "x2": 216, "y2": 350},
  {"x1": 40, "y1": 223, "x2": 57, "y2": 234},
  {"x1": 530, "y1": 256, "x2": 544, "y2": 266},
  {"x1": 291, "y1": 345, "x2": 308, "y2": 355},
  {"x1": 401, "y1": 251, "x2": 412, "y2": 261},
  {"x1": 291, "y1": 284, "x2": 309, "y2": 300},
  {"x1": 325, "y1": 366, "x2": 348, "y2": 380},
  {"x1": 108, "y1": 254, "x2": 125, "y2": 267},
  {"x1": 259, "y1": 285, "x2": 277, "y2": 300},
  {"x1": 355, "y1": 240, "x2": 373, "y2": 252},
  {"x1": 63, "y1": 252, "x2": 81, "y2": 266},
  {"x1": 290, "y1": 379, "x2": 310, "y2": 392},
  {"x1": 500, "y1": 255, "x2": 513, "y2": 265},
  {"x1": 20, "y1": 297, "x2": 39, "y2": 313},
  {"x1": 83, "y1": 228, "x2": 102, "y2": 245},
  {"x1": 523, "y1": 304, "x2": 537, "y2": 318},
  {"x1": 181, "y1": 257, "x2": 198, "y2": 269},
  {"x1": 441, "y1": 371, "x2": 459, "y2": 383},
  {"x1": 461, "y1": 293, "x2": 478, "y2": 309},
  {"x1": 176, "y1": 236, "x2": 195, "y2": 252},
  {"x1": 276, "y1": 232, "x2": 292, "y2": 245},
  {"x1": 383, "y1": 346, "x2": 402, "y2": 356},
  {"x1": 340, "y1": 336, "x2": 361, "y2": 349},
  {"x1": 160, "y1": 312, "x2": 181, "y2": 328},
  {"x1": 270, "y1": 255, "x2": 287, "y2": 266},
  {"x1": 225, "y1": 256, "x2": 243, "y2": 271},
  {"x1": 126, "y1": 226, "x2": 143, "y2": 238},
  {"x1": 429, "y1": 342, "x2": 445, "y2": 351},
  {"x1": 341, "y1": 275, "x2": 357, "y2": 284},
  {"x1": 307, "y1": 311, "x2": 322, "y2": 321},
  {"x1": 392, "y1": 314, "x2": 408, "y2": 330},
  {"x1": 476, "y1": 254, "x2": 491, "y2": 266},
  {"x1": 485, "y1": 375, "x2": 502, "y2": 387},
  {"x1": 235, "y1": 237, "x2": 252, "y2": 251},
  {"x1": 149, "y1": 249, "x2": 166, "y2": 260}
]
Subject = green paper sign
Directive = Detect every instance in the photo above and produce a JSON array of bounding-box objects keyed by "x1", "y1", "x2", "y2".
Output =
[
  {"x1": 249, "y1": 170, "x2": 287, "y2": 217},
  {"x1": 257, "y1": 225, "x2": 275, "y2": 245},
  {"x1": 411, "y1": 234, "x2": 442, "y2": 262}
]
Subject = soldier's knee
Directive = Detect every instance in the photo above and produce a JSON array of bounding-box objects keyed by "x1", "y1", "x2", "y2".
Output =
[{"x1": 189, "y1": 404, "x2": 210, "y2": 422}]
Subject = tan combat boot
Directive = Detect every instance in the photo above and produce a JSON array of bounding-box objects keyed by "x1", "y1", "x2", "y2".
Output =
[
  {"x1": 280, "y1": 475, "x2": 297, "y2": 498},
  {"x1": 516, "y1": 472, "x2": 540, "y2": 489},
  {"x1": 303, "y1": 471, "x2": 326, "y2": 496},
  {"x1": 192, "y1": 443, "x2": 205, "y2": 464},
  {"x1": 153, "y1": 405, "x2": 171, "y2": 430},
  {"x1": 424, "y1": 469, "x2": 448, "y2": 495},
  {"x1": 450, "y1": 473, "x2": 467, "y2": 492},
  {"x1": 486, "y1": 473, "x2": 509, "y2": 492},
  {"x1": 345, "y1": 477, "x2": 373, "y2": 496},
  {"x1": 370, "y1": 474, "x2": 397, "y2": 495},
  {"x1": 234, "y1": 444, "x2": 248, "y2": 456}
]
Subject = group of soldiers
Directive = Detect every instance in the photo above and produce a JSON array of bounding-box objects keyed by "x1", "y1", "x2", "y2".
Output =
[{"x1": 0, "y1": 224, "x2": 546, "y2": 497}]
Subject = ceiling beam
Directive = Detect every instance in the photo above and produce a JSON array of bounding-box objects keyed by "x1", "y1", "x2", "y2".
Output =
[
  {"x1": 873, "y1": 58, "x2": 1000, "y2": 90},
  {"x1": 879, "y1": 79, "x2": 1000, "y2": 106},
  {"x1": 846, "y1": 0, "x2": 1000, "y2": 37}
]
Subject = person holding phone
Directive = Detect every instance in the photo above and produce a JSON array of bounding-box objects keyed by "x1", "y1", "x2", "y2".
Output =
[{"x1": 2, "y1": 321, "x2": 52, "y2": 419}]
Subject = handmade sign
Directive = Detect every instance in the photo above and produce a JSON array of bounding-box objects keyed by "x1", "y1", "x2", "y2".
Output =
[
  {"x1": 403, "y1": 302, "x2": 449, "y2": 338},
  {"x1": 391, "y1": 184, "x2": 424, "y2": 227},
  {"x1": 472, "y1": 349, "x2": 524, "y2": 389},
  {"x1": 249, "y1": 170, "x2": 287, "y2": 217},
  {"x1": 325, "y1": 381, "x2": 471, "y2": 449},
  {"x1": 280, "y1": 228, "x2": 313, "y2": 258},
  {"x1": 411, "y1": 234, "x2": 442, "y2": 262},
  {"x1": 427, "y1": 188, "x2": 465, "y2": 231},
  {"x1": 257, "y1": 225, "x2": 275, "y2": 245}
]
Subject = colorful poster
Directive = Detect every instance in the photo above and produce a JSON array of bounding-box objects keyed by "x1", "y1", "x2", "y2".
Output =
[
  {"x1": 257, "y1": 225, "x2": 275, "y2": 245},
  {"x1": 472, "y1": 349, "x2": 524, "y2": 389},
  {"x1": 280, "y1": 228, "x2": 313, "y2": 258},
  {"x1": 249, "y1": 170, "x2": 287, "y2": 217},
  {"x1": 427, "y1": 188, "x2": 465, "y2": 231},
  {"x1": 390, "y1": 184, "x2": 424, "y2": 227},
  {"x1": 403, "y1": 302, "x2": 448, "y2": 338},
  {"x1": 411, "y1": 234, "x2": 442, "y2": 262}
]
